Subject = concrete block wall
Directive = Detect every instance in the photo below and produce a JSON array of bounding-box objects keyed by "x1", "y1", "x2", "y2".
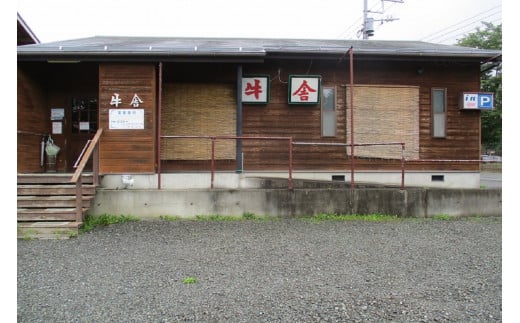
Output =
[{"x1": 89, "y1": 187, "x2": 501, "y2": 219}]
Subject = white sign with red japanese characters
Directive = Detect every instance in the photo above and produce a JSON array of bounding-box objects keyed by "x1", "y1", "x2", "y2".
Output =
[
  {"x1": 241, "y1": 76, "x2": 269, "y2": 104},
  {"x1": 289, "y1": 76, "x2": 321, "y2": 104}
]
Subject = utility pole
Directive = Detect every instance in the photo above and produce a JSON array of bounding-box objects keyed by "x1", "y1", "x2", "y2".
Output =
[{"x1": 362, "y1": 0, "x2": 404, "y2": 39}]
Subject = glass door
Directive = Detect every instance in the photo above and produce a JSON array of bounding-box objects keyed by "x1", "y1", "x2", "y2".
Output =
[{"x1": 67, "y1": 97, "x2": 98, "y2": 172}]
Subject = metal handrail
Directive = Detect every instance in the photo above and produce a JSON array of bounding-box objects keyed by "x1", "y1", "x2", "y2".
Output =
[
  {"x1": 159, "y1": 134, "x2": 495, "y2": 191},
  {"x1": 293, "y1": 141, "x2": 406, "y2": 190},
  {"x1": 160, "y1": 135, "x2": 294, "y2": 190}
]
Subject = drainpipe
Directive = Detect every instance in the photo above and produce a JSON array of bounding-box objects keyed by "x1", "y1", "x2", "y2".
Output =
[
  {"x1": 236, "y1": 65, "x2": 243, "y2": 173},
  {"x1": 349, "y1": 47, "x2": 355, "y2": 190},
  {"x1": 157, "y1": 62, "x2": 163, "y2": 189}
]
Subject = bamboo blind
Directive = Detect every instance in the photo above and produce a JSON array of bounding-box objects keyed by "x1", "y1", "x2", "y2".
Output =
[
  {"x1": 346, "y1": 85, "x2": 420, "y2": 160},
  {"x1": 161, "y1": 83, "x2": 236, "y2": 160}
]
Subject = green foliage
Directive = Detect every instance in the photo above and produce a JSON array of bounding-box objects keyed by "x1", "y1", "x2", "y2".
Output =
[
  {"x1": 457, "y1": 22, "x2": 502, "y2": 154},
  {"x1": 193, "y1": 213, "x2": 269, "y2": 221},
  {"x1": 242, "y1": 211, "x2": 256, "y2": 220},
  {"x1": 80, "y1": 214, "x2": 139, "y2": 233},
  {"x1": 182, "y1": 276, "x2": 197, "y2": 284},
  {"x1": 432, "y1": 214, "x2": 452, "y2": 221},
  {"x1": 305, "y1": 213, "x2": 399, "y2": 222},
  {"x1": 195, "y1": 214, "x2": 241, "y2": 221},
  {"x1": 159, "y1": 215, "x2": 180, "y2": 221},
  {"x1": 457, "y1": 22, "x2": 501, "y2": 50}
]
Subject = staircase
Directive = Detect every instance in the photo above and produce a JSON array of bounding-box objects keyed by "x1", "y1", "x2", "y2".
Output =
[{"x1": 17, "y1": 173, "x2": 96, "y2": 239}]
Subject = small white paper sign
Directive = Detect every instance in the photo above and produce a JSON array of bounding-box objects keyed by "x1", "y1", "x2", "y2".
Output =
[
  {"x1": 79, "y1": 122, "x2": 90, "y2": 131},
  {"x1": 109, "y1": 109, "x2": 144, "y2": 129},
  {"x1": 51, "y1": 108, "x2": 65, "y2": 120},
  {"x1": 52, "y1": 121, "x2": 62, "y2": 134}
]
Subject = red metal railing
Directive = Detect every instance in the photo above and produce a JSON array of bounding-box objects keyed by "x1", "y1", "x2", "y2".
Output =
[
  {"x1": 292, "y1": 141, "x2": 406, "y2": 190},
  {"x1": 159, "y1": 135, "x2": 294, "y2": 190},
  {"x1": 159, "y1": 135, "x2": 410, "y2": 190},
  {"x1": 158, "y1": 135, "x2": 500, "y2": 190}
]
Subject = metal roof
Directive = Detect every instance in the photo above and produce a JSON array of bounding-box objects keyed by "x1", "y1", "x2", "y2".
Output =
[{"x1": 17, "y1": 36, "x2": 502, "y2": 62}]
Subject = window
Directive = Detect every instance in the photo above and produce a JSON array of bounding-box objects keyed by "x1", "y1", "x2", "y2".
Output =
[
  {"x1": 432, "y1": 88, "x2": 446, "y2": 138},
  {"x1": 71, "y1": 98, "x2": 98, "y2": 133},
  {"x1": 321, "y1": 87, "x2": 336, "y2": 137}
]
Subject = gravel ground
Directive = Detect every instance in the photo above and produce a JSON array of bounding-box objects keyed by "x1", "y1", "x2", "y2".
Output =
[{"x1": 18, "y1": 216, "x2": 502, "y2": 322}]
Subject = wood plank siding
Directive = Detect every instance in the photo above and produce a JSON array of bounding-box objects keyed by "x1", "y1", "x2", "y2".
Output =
[
  {"x1": 17, "y1": 67, "x2": 49, "y2": 172},
  {"x1": 158, "y1": 59, "x2": 482, "y2": 172},
  {"x1": 17, "y1": 62, "x2": 99, "y2": 172},
  {"x1": 17, "y1": 57, "x2": 483, "y2": 175},
  {"x1": 98, "y1": 63, "x2": 156, "y2": 173}
]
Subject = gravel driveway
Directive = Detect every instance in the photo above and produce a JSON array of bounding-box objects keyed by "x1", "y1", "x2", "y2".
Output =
[{"x1": 18, "y1": 216, "x2": 502, "y2": 322}]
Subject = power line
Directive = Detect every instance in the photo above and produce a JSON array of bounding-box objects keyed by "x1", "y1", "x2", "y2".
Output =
[
  {"x1": 426, "y1": 15, "x2": 501, "y2": 44},
  {"x1": 335, "y1": 0, "x2": 381, "y2": 39},
  {"x1": 361, "y1": 0, "x2": 404, "y2": 39},
  {"x1": 434, "y1": 17, "x2": 502, "y2": 44},
  {"x1": 420, "y1": 5, "x2": 501, "y2": 42}
]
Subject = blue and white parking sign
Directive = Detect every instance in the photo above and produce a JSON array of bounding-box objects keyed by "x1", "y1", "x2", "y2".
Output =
[
  {"x1": 477, "y1": 93, "x2": 494, "y2": 109},
  {"x1": 461, "y1": 92, "x2": 494, "y2": 110}
]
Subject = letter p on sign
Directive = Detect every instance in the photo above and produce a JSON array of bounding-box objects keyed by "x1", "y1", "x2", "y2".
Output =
[{"x1": 478, "y1": 93, "x2": 494, "y2": 109}]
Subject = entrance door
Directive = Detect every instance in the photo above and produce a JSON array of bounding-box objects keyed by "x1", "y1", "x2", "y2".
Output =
[{"x1": 67, "y1": 97, "x2": 98, "y2": 172}]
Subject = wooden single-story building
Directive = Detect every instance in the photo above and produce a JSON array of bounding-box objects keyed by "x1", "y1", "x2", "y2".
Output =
[{"x1": 17, "y1": 35, "x2": 501, "y2": 190}]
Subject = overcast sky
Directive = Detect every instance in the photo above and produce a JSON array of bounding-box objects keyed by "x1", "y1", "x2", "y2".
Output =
[{"x1": 17, "y1": 0, "x2": 502, "y2": 45}]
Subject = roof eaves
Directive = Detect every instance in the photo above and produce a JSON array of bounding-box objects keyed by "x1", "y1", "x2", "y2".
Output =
[{"x1": 17, "y1": 13, "x2": 40, "y2": 44}]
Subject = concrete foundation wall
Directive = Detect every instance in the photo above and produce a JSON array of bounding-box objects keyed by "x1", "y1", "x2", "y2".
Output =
[
  {"x1": 100, "y1": 171, "x2": 482, "y2": 190},
  {"x1": 89, "y1": 187, "x2": 502, "y2": 219}
]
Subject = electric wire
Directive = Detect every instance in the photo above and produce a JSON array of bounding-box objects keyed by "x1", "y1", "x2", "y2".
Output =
[
  {"x1": 336, "y1": 0, "x2": 385, "y2": 39},
  {"x1": 421, "y1": 5, "x2": 501, "y2": 43},
  {"x1": 434, "y1": 17, "x2": 502, "y2": 44},
  {"x1": 336, "y1": 1, "x2": 501, "y2": 43}
]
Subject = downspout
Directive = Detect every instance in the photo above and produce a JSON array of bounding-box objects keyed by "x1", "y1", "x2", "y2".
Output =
[
  {"x1": 236, "y1": 65, "x2": 243, "y2": 173},
  {"x1": 349, "y1": 47, "x2": 355, "y2": 190},
  {"x1": 157, "y1": 62, "x2": 163, "y2": 189}
]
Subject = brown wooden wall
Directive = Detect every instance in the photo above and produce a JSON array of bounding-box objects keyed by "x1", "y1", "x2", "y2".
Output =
[
  {"x1": 352, "y1": 60, "x2": 481, "y2": 171},
  {"x1": 159, "y1": 58, "x2": 482, "y2": 172},
  {"x1": 99, "y1": 63, "x2": 156, "y2": 173},
  {"x1": 17, "y1": 67, "x2": 49, "y2": 172},
  {"x1": 18, "y1": 62, "x2": 99, "y2": 173},
  {"x1": 241, "y1": 60, "x2": 348, "y2": 171},
  {"x1": 18, "y1": 57, "x2": 482, "y2": 175}
]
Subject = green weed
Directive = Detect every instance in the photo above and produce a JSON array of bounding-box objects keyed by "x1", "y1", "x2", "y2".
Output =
[
  {"x1": 242, "y1": 211, "x2": 256, "y2": 220},
  {"x1": 305, "y1": 213, "x2": 399, "y2": 222},
  {"x1": 182, "y1": 276, "x2": 197, "y2": 284},
  {"x1": 159, "y1": 215, "x2": 180, "y2": 221},
  {"x1": 432, "y1": 214, "x2": 452, "y2": 221},
  {"x1": 195, "y1": 214, "x2": 241, "y2": 221},
  {"x1": 80, "y1": 214, "x2": 139, "y2": 233}
]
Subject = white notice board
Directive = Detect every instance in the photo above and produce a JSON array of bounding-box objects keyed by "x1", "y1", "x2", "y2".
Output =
[{"x1": 109, "y1": 109, "x2": 144, "y2": 129}]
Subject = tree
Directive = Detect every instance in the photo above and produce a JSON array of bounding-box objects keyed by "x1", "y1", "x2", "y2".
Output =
[{"x1": 457, "y1": 22, "x2": 502, "y2": 155}]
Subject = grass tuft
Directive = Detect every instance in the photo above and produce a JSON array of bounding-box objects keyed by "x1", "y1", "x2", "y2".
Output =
[
  {"x1": 159, "y1": 215, "x2": 180, "y2": 221},
  {"x1": 80, "y1": 214, "x2": 139, "y2": 233},
  {"x1": 305, "y1": 213, "x2": 399, "y2": 222},
  {"x1": 182, "y1": 276, "x2": 197, "y2": 284},
  {"x1": 432, "y1": 214, "x2": 452, "y2": 221}
]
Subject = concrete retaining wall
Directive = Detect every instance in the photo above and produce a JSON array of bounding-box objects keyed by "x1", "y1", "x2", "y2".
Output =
[{"x1": 89, "y1": 188, "x2": 502, "y2": 219}]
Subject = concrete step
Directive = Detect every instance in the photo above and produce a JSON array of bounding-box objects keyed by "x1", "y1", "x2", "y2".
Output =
[{"x1": 17, "y1": 196, "x2": 94, "y2": 208}]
